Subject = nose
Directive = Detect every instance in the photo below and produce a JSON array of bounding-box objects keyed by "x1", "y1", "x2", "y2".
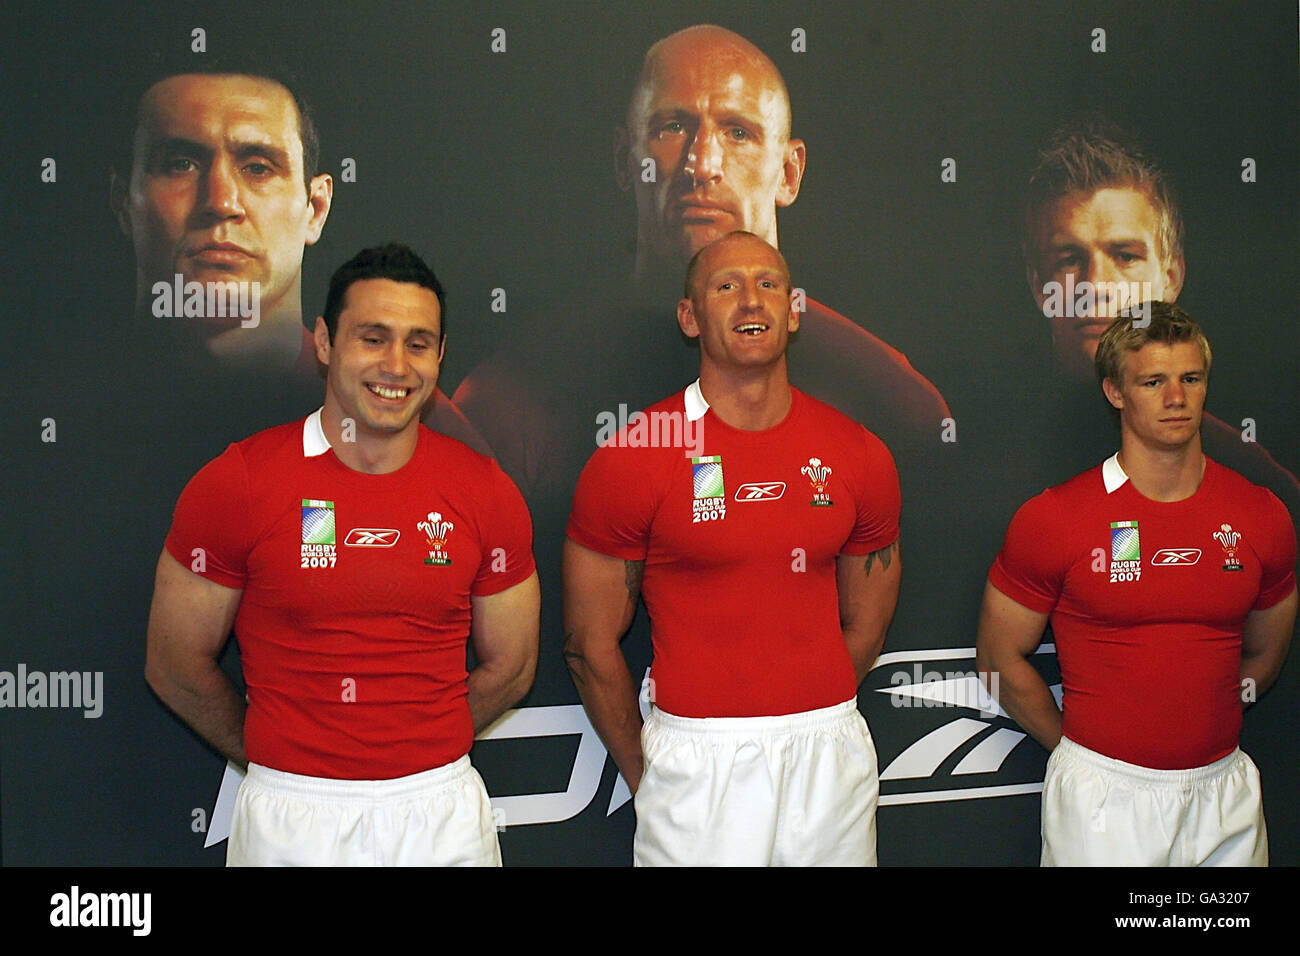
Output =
[
  {"x1": 685, "y1": 125, "x2": 724, "y2": 185},
  {"x1": 200, "y1": 156, "x2": 244, "y2": 221},
  {"x1": 1087, "y1": 252, "x2": 1125, "y2": 315},
  {"x1": 739, "y1": 277, "x2": 762, "y2": 310},
  {"x1": 380, "y1": 340, "x2": 409, "y2": 378},
  {"x1": 1166, "y1": 378, "x2": 1185, "y2": 406}
]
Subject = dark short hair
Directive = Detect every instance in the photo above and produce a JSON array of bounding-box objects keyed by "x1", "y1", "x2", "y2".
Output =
[
  {"x1": 1094, "y1": 300, "x2": 1212, "y2": 386},
  {"x1": 321, "y1": 244, "x2": 447, "y2": 343},
  {"x1": 115, "y1": 53, "x2": 320, "y2": 191},
  {"x1": 1023, "y1": 114, "x2": 1183, "y2": 272}
]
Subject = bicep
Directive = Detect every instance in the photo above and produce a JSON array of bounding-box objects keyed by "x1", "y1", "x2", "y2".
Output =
[
  {"x1": 975, "y1": 581, "x2": 1050, "y2": 665},
  {"x1": 146, "y1": 549, "x2": 243, "y2": 673},
  {"x1": 1242, "y1": 586, "x2": 1298, "y2": 659},
  {"x1": 470, "y1": 571, "x2": 541, "y2": 666},
  {"x1": 562, "y1": 537, "x2": 641, "y2": 647},
  {"x1": 836, "y1": 540, "x2": 902, "y2": 622}
]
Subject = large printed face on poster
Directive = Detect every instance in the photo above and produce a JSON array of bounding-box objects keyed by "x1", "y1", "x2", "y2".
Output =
[
  {"x1": 110, "y1": 71, "x2": 333, "y2": 369},
  {"x1": 616, "y1": 26, "x2": 806, "y2": 277},
  {"x1": 4, "y1": 3, "x2": 1297, "y2": 869}
]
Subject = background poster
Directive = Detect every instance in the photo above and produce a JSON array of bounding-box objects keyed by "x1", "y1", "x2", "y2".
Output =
[{"x1": 3, "y1": 0, "x2": 1296, "y2": 866}]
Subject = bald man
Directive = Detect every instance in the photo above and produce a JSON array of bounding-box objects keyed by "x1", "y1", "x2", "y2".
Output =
[
  {"x1": 453, "y1": 25, "x2": 949, "y2": 505},
  {"x1": 565, "y1": 232, "x2": 900, "y2": 865}
]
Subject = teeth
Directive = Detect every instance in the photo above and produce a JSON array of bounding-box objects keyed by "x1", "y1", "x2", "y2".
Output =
[
  {"x1": 735, "y1": 324, "x2": 768, "y2": 334},
  {"x1": 369, "y1": 384, "x2": 409, "y2": 400}
]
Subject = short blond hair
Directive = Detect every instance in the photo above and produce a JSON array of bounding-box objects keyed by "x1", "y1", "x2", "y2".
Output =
[{"x1": 1094, "y1": 301, "x2": 1212, "y2": 385}]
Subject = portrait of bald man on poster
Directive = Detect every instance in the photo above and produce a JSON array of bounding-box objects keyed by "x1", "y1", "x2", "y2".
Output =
[{"x1": 453, "y1": 25, "x2": 950, "y2": 511}]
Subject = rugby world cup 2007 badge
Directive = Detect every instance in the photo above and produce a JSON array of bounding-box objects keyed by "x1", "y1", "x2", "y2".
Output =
[
  {"x1": 1109, "y1": 519, "x2": 1141, "y2": 582},
  {"x1": 419, "y1": 511, "x2": 454, "y2": 565},
  {"x1": 301, "y1": 498, "x2": 337, "y2": 568},
  {"x1": 691, "y1": 455, "x2": 726, "y2": 522}
]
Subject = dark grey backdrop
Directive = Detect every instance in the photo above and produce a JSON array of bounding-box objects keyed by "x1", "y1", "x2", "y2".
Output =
[{"x1": 3, "y1": 0, "x2": 1296, "y2": 865}]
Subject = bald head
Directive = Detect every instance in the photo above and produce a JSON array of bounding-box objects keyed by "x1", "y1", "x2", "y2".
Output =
[
  {"x1": 629, "y1": 26, "x2": 792, "y2": 139},
  {"x1": 684, "y1": 230, "x2": 790, "y2": 301},
  {"x1": 621, "y1": 25, "x2": 807, "y2": 276}
]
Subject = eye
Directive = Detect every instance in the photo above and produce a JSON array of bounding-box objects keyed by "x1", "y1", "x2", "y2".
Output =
[
  {"x1": 658, "y1": 121, "x2": 685, "y2": 137},
  {"x1": 243, "y1": 161, "x2": 274, "y2": 177},
  {"x1": 162, "y1": 156, "x2": 198, "y2": 174},
  {"x1": 409, "y1": 342, "x2": 429, "y2": 352},
  {"x1": 717, "y1": 281, "x2": 734, "y2": 291},
  {"x1": 1117, "y1": 251, "x2": 1143, "y2": 263},
  {"x1": 728, "y1": 127, "x2": 750, "y2": 141},
  {"x1": 363, "y1": 336, "x2": 383, "y2": 345}
]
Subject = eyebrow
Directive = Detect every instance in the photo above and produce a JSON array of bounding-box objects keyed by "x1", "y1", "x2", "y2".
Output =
[{"x1": 354, "y1": 322, "x2": 439, "y2": 338}]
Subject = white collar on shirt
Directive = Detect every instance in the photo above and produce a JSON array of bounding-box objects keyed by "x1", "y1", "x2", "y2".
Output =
[
  {"x1": 1102, "y1": 452, "x2": 1128, "y2": 494},
  {"x1": 684, "y1": 379, "x2": 709, "y2": 422},
  {"x1": 303, "y1": 407, "x2": 331, "y2": 458}
]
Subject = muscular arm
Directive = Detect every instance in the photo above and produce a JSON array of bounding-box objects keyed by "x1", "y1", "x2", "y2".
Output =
[
  {"x1": 837, "y1": 540, "x2": 902, "y2": 683},
  {"x1": 144, "y1": 549, "x2": 247, "y2": 767},
  {"x1": 562, "y1": 538, "x2": 645, "y2": 792},
  {"x1": 468, "y1": 572, "x2": 541, "y2": 732},
  {"x1": 1240, "y1": 587, "x2": 1298, "y2": 709},
  {"x1": 975, "y1": 581, "x2": 1060, "y2": 751}
]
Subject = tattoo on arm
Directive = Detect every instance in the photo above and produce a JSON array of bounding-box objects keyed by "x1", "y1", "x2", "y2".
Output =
[
  {"x1": 624, "y1": 560, "x2": 644, "y2": 602},
  {"x1": 863, "y1": 541, "x2": 898, "y2": 577}
]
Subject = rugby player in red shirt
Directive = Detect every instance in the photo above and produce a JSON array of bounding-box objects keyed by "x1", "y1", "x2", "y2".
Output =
[
  {"x1": 564, "y1": 231, "x2": 902, "y2": 865},
  {"x1": 146, "y1": 244, "x2": 539, "y2": 866},
  {"x1": 977, "y1": 303, "x2": 1296, "y2": 866}
]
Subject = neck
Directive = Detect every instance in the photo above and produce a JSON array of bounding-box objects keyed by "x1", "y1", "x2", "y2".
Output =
[
  {"x1": 134, "y1": 279, "x2": 305, "y2": 372},
  {"x1": 319, "y1": 399, "x2": 420, "y2": 475},
  {"x1": 1117, "y1": 433, "x2": 1205, "y2": 502},
  {"x1": 698, "y1": 361, "x2": 793, "y2": 431}
]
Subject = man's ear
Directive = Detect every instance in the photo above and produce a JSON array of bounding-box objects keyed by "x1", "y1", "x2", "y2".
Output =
[
  {"x1": 1162, "y1": 251, "x2": 1186, "y2": 303},
  {"x1": 109, "y1": 169, "x2": 132, "y2": 238},
  {"x1": 313, "y1": 316, "x2": 332, "y2": 366},
  {"x1": 677, "y1": 297, "x2": 700, "y2": 339},
  {"x1": 1101, "y1": 376, "x2": 1124, "y2": 411},
  {"x1": 304, "y1": 174, "x2": 333, "y2": 245},
  {"x1": 614, "y1": 126, "x2": 633, "y2": 192},
  {"x1": 775, "y1": 138, "x2": 806, "y2": 208}
]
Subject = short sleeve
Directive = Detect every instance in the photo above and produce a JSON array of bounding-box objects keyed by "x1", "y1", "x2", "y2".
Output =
[
  {"x1": 163, "y1": 444, "x2": 254, "y2": 589},
  {"x1": 566, "y1": 442, "x2": 658, "y2": 561},
  {"x1": 987, "y1": 491, "x2": 1069, "y2": 614},
  {"x1": 841, "y1": 427, "x2": 902, "y2": 555},
  {"x1": 471, "y1": 461, "x2": 537, "y2": 596},
  {"x1": 1254, "y1": 491, "x2": 1298, "y2": 610}
]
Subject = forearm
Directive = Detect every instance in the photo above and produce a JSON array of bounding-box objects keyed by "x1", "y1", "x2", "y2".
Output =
[
  {"x1": 563, "y1": 635, "x2": 644, "y2": 791},
  {"x1": 844, "y1": 623, "x2": 890, "y2": 685},
  {"x1": 979, "y1": 651, "x2": 1062, "y2": 751},
  {"x1": 1239, "y1": 649, "x2": 1288, "y2": 708},
  {"x1": 468, "y1": 657, "x2": 534, "y2": 732},
  {"x1": 145, "y1": 658, "x2": 247, "y2": 768}
]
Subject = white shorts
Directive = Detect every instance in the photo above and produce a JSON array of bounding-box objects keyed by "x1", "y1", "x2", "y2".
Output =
[
  {"x1": 633, "y1": 699, "x2": 878, "y2": 867},
  {"x1": 227, "y1": 755, "x2": 502, "y2": 867},
  {"x1": 1041, "y1": 736, "x2": 1267, "y2": 867}
]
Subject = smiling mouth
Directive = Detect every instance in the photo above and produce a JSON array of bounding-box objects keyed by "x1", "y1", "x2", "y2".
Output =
[
  {"x1": 733, "y1": 322, "x2": 769, "y2": 336},
  {"x1": 367, "y1": 383, "x2": 413, "y2": 401}
]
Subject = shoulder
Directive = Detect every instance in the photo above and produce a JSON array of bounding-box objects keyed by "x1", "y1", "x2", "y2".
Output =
[
  {"x1": 1011, "y1": 464, "x2": 1105, "y2": 530},
  {"x1": 1207, "y1": 457, "x2": 1293, "y2": 524},
  {"x1": 794, "y1": 389, "x2": 892, "y2": 458}
]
